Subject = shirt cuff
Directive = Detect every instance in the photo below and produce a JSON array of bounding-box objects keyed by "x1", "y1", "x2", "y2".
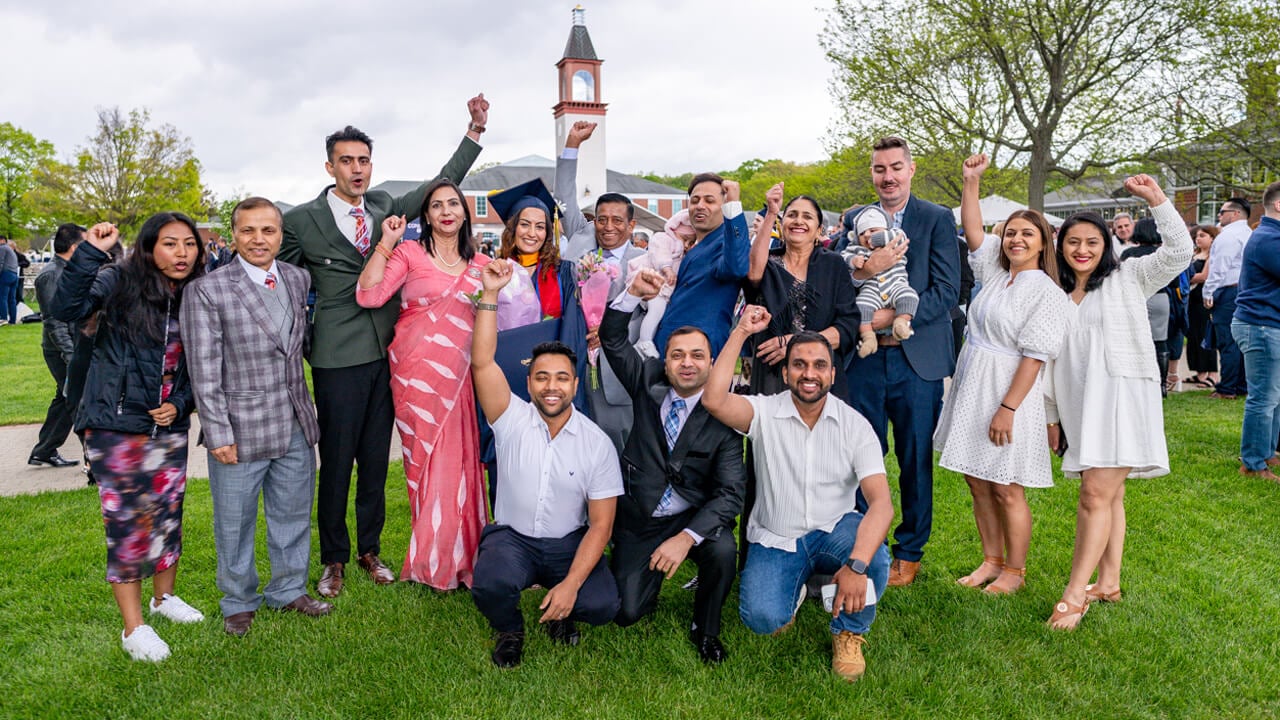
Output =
[
  {"x1": 610, "y1": 289, "x2": 643, "y2": 312},
  {"x1": 464, "y1": 135, "x2": 482, "y2": 148},
  {"x1": 561, "y1": 148, "x2": 579, "y2": 160},
  {"x1": 723, "y1": 201, "x2": 743, "y2": 220},
  {"x1": 682, "y1": 528, "x2": 704, "y2": 546}
]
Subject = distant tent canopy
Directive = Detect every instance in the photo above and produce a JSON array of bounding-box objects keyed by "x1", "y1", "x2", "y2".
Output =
[{"x1": 953, "y1": 194, "x2": 1065, "y2": 227}]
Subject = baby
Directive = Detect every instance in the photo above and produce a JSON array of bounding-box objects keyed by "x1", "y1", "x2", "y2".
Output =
[
  {"x1": 628, "y1": 210, "x2": 696, "y2": 358},
  {"x1": 841, "y1": 206, "x2": 917, "y2": 357}
]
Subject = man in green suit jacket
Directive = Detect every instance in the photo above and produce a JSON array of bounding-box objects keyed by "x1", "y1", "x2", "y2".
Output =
[{"x1": 279, "y1": 94, "x2": 489, "y2": 598}]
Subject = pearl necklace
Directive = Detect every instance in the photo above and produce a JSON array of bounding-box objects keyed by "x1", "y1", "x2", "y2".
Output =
[{"x1": 434, "y1": 245, "x2": 463, "y2": 268}]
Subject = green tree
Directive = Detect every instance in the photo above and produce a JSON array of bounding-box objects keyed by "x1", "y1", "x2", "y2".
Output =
[
  {"x1": 824, "y1": 0, "x2": 1217, "y2": 209},
  {"x1": 30, "y1": 108, "x2": 213, "y2": 240},
  {"x1": 0, "y1": 122, "x2": 56, "y2": 240}
]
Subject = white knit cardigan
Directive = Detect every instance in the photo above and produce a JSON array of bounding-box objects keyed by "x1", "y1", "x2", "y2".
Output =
[{"x1": 1046, "y1": 200, "x2": 1193, "y2": 422}]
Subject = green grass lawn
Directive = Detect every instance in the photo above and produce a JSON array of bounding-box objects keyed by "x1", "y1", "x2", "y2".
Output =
[
  {"x1": 2, "y1": 382, "x2": 1278, "y2": 717},
  {"x1": 0, "y1": 323, "x2": 53, "y2": 425}
]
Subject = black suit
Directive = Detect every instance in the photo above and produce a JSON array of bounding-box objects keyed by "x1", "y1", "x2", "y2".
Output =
[{"x1": 599, "y1": 306, "x2": 745, "y2": 639}]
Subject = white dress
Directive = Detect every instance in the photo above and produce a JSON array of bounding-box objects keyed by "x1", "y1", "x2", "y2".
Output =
[
  {"x1": 934, "y1": 241, "x2": 1071, "y2": 486},
  {"x1": 1051, "y1": 290, "x2": 1169, "y2": 479}
]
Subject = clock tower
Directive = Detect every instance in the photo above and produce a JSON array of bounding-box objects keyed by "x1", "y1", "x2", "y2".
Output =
[{"x1": 553, "y1": 5, "x2": 608, "y2": 209}]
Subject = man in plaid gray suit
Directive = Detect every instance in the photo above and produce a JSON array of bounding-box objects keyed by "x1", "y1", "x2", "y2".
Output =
[{"x1": 182, "y1": 197, "x2": 332, "y2": 637}]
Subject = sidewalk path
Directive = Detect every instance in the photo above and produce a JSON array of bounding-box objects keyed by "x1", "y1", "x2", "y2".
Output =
[{"x1": 2, "y1": 416, "x2": 403, "y2": 498}]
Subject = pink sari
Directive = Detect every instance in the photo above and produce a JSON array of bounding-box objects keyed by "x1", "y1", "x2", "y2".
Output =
[{"x1": 356, "y1": 243, "x2": 490, "y2": 589}]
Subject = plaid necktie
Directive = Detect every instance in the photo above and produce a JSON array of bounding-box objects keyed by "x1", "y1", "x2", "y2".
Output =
[
  {"x1": 664, "y1": 397, "x2": 685, "y2": 450},
  {"x1": 350, "y1": 207, "x2": 371, "y2": 256},
  {"x1": 264, "y1": 271, "x2": 276, "y2": 290}
]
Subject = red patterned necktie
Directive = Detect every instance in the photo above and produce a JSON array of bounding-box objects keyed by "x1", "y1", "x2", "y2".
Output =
[
  {"x1": 350, "y1": 207, "x2": 371, "y2": 256},
  {"x1": 264, "y1": 271, "x2": 276, "y2": 290}
]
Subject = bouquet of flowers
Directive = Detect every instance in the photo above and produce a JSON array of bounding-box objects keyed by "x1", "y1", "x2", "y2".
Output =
[{"x1": 576, "y1": 249, "x2": 620, "y2": 388}]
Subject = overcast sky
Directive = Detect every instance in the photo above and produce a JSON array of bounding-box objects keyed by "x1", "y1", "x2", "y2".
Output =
[{"x1": 1, "y1": 0, "x2": 839, "y2": 205}]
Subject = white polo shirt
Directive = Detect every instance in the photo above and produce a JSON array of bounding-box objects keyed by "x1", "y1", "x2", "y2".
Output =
[
  {"x1": 743, "y1": 392, "x2": 885, "y2": 551},
  {"x1": 491, "y1": 393, "x2": 623, "y2": 539}
]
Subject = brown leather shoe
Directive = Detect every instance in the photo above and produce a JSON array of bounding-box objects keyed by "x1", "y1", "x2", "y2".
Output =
[
  {"x1": 357, "y1": 553, "x2": 396, "y2": 585},
  {"x1": 887, "y1": 559, "x2": 920, "y2": 587},
  {"x1": 1239, "y1": 465, "x2": 1280, "y2": 482},
  {"x1": 318, "y1": 563, "x2": 344, "y2": 598},
  {"x1": 223, "y1": 610, "x2": 255, "y2": 636},
  {"x1": 280, "y1": 594, "x2": 333, "y2": 617}
]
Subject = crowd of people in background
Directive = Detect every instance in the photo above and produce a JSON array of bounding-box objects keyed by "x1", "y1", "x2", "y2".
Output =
[{"x1": 16, "y1": 92, "x2": 1280, "y2": 681}]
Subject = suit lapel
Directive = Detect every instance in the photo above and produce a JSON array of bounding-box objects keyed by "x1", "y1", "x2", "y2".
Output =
[
  {"x1": 231, "y1": 263, "x2": 288, "y2": 353},
  {"x1": 306, "y1": 187, "x2": 366, "y2": 265},
  {"x1": 284, "y1": 266, "x2": 307, "y2": 354},
  {"x1": 669, "y1": 405, "x2": 709, "y2": 464}
]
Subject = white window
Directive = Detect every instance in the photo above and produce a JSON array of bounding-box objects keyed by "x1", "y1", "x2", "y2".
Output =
[
  {"x1": 475, "y1": 195, "x2": 488, "y2": 218},
  {"x1": 572, "y1": 71, "x2": 595, "y2": 102},
  {"x1": 671, "y1": 199, "x2": 683, "y2": 213},
  {"x1": 648, "y1": 199, "x2": 659, "y2": 214}
]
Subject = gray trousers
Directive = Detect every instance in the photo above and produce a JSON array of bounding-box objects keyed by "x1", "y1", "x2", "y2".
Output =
[{"x1": 208, "y1": 425, "x2": 316, "y2": 616}]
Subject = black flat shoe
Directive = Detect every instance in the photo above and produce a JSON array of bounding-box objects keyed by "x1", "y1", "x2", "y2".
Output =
[
  {"x1": 545, "y1": 619, "x2": 580, "y2": 646},
  {"x1": 690, "y1": 632, "x2": 728, "y2": 664},
  {"x1": 491, "y1": 631, "x2": 525, "y2": 668},
  {"x1": 28, "y1": 451, "x2": 77, "y2": 468}
]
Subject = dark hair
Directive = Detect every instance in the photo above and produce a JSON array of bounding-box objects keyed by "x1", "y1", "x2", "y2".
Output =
[
  {"x1": 784, "y1": 330, "x2": 834, "y2": 364},
  {"x1": 687, "y1": 172, "x2": 725, "y2": 196},
  {"x1": 666, "y1": 325, "x2": 710, "y2": 349},
  {"x1": 1264, "y1": 181, "x2": 1280, "y2": 211},
  {"x1": 53, "y1": 223, "x2": 86, "y2": 254},
  {"x1": 230, "y1": 196, "x2": 283, "y2": 230},
  {"x1": 529, "y1": 340, "x2": 578, "y2": 374},
  {"x1": 1000, "y1": 209, "x2": 1060, "y2": 285},
  {"x1": 1129, "y1": 217, "x2": 1161, "y2": 246},
  {"x1": 325, "y1": 125, "x2": 373, "y2": 161},
  {"x1": 498, "y1": 205, "x2": 560, "y2": 281},
  {"x1": 872, "y1": 135, "x2": 912, "y2": 161},
  {"x1": 1193, "y1": 224, "x2": 1220, "y2": 242},
  {"x1": 417, "y1": 179, "x2": 476, "y2": 263},
  {"x1": 1056, "y1": 212, "x2": 1118, "y2": 293},
  {"x1": 1225, "y1": 196, "x2": 1251, "y2": 218},
  {"x1": 783, "y1": 195, "x2": 824, "y2": 219},
  {"x1": 106, "y1": 212, "x2": 206, "y2": 346},
  {"x1": 595, "y1": 193, "x2": 634, "y2": 221}
]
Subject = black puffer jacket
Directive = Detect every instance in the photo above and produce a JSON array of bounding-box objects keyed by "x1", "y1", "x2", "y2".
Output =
[{"x1": 53, "y1": 243, "x2": 194, "y2": 435}]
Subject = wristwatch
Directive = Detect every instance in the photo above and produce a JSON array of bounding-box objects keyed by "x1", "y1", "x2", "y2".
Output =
[{"x1": 844, "y1": 557, "x2": 868, "y2": 575}]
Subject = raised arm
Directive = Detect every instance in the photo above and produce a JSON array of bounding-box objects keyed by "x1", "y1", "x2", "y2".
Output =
[
  {"x1": 471, "y1": 259, "x2": 516, "y2": 423},
  {"x1": 1125, "y1": 175, "x2": 1194, "y2": 296},
  {"x1": 712, "y1": 180, "x2": 749, "y2": 281},
  {"x1": 53, "y1": 223, "x2": 118, "y2": 323},
  {"x1": 599, "y1": 269, "x2": 663, "y2": 398},
  {"x1": 960, "y1": 154, "x2": 988, "y2": 253},
  {"x1": 355, "y1": 215, "x2": 409, "y2": 307},
  {"x1": 702, "y1": 304, "x2": 771, "y2": 433},
  {"x1": 388, "y1": 94, "x2": 488, "y2": 218},
  {"x1": 747, "y1": 183, "x2": 783, "y2": 284},
  {"x1": 557, "y1": 121, "x2": 597, "y2": 260}
]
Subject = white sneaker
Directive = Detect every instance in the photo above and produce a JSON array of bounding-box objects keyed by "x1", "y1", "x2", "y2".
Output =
[
  {"x1": 121, "y1": 624, "x2": 170, "y2": 662},
  {"x1": 149, "y1": 593, "x2": 205, "y2": 623}
]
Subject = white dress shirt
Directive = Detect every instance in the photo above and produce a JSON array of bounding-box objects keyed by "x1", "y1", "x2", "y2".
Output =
[
  {"x1": 743, "y1": 392, "x2": 885, "y2": 551},
  {"x1": 490, "y1": 393, "x2": 623, "y2": 538},
  {"x1": 236, "y1": 255, "x2": 282, "y2": 289},
  {"x1": 1204, "y1": 219, "x2": 1252, "y2": 298},
  {"x1": 326, "y1": 189, "x2": 369, "y2": 249}
]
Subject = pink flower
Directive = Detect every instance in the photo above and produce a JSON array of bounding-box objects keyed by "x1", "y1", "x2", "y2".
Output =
[{"x1": 100, "y1": 488, "x2": 122, "y2": 513}]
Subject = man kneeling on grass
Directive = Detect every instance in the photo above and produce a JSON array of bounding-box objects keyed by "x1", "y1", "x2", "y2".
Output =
[
  {"x1": 700, "y1": 304, "x2": 893, "y2": 682},
  {"x1": 470, "y1": 258, "x2": 622, "y2": 668}
]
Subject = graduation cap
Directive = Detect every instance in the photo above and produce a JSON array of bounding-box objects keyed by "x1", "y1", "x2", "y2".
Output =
[{"x1": 489, "y1": 178, "x2": 560, "y2": 225}]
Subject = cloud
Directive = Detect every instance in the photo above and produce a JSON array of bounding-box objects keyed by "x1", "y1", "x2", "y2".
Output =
[{"x1": 0, "y1": 0, "x2": 836, "y2": 204}]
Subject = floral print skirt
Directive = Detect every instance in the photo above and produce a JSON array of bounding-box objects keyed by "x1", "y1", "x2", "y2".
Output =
[{"x1": 85, "y1": 428, "x2": 189, "y2": 583}]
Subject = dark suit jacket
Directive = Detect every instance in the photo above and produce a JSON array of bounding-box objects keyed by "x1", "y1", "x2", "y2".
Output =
[
  {"x1": 844, "y1": 194, "x2": 961, "y2": 381},
  {"x1": 181, "y1": 260, "x2": 320, "y2": 461},
  {"x1": 278, "y1": 137, "x2": 481, "y2": 368},
  {"x1": 600, "y1": 306, "x2": 745, "y2": 540}
]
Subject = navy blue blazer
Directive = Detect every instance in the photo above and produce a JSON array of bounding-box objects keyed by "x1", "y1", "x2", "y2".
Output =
[{"x1": 844, "y1": 194, "x2": 961, "y2": 381}]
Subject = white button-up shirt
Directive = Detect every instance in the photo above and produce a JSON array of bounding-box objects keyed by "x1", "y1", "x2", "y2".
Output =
[
  {"x1": 491, "y1": 393, "x2": 623, "y2": 539},
  {"x1": 1204, "y1": 219, "x2": 1252, "y2": 298},
  {"x1": 743, "y1": 392, "x2": 885, "y2": 551},
  {"x1": 236, "y1": 255, "x2": 282, "y2": 290},
  {"x1": 326, "y1": 189, "x2": 368, "y2": 249}
]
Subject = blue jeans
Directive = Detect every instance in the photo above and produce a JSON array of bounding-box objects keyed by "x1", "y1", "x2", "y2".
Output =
[
  {"x1": 0, "y1": 270, "x2": 18, "y2": 324},
  {"x1": 739, "y1": 511, "x2": 891, "y2": 636},
  {"x1": 1231, "y1": 321, "x2": 1280, "y2": 470},
  {"x1": 1213, "y1": 287, "x2": 1246, "y2": 396}
]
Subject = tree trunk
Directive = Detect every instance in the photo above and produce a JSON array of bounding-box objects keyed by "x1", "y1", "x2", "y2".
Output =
[{"x1": 1027, "y1": 151, "x2": 1049, "y2": 212}]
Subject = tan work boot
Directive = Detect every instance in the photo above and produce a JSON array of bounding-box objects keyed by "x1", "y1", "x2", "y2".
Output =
[
  {"x1": 831, "y1": 631, "x2": 867, "y2": 681},
  {"x1": 887, "y1": 558, "x2": 920, "y2": 587}
]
